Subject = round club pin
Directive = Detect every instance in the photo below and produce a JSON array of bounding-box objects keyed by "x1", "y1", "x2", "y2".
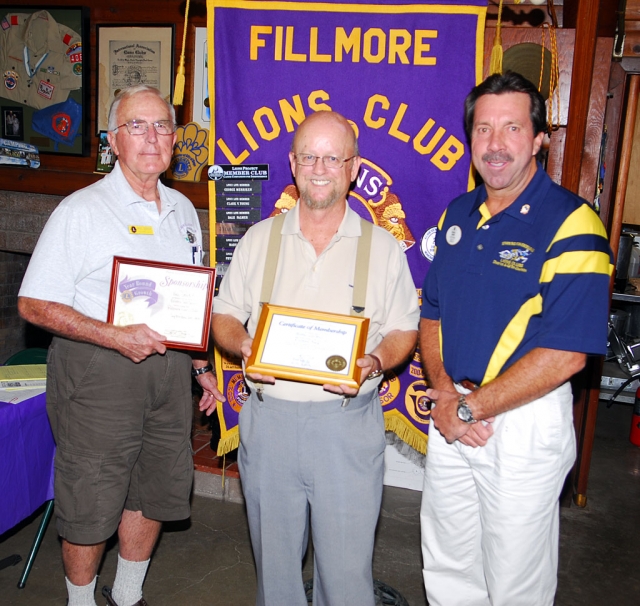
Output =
[{"x1": 446, "y1": 225, "x2": 462, "y2": 245}]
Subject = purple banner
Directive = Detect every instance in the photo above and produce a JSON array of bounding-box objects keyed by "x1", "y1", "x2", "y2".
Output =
[{"x1": 209, "y1": 0, "x2": 487, "y2": 454}]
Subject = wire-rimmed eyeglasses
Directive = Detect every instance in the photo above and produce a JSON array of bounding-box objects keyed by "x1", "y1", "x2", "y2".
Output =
[
  {"x1": 115, "y1": 119, "x2": 176, "y2": 136},
  {"x1": 294, "y1": 153, "x2": 356, "y2": 169}
]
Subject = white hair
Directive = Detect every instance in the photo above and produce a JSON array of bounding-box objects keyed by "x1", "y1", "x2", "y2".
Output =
[{"x1": 107, "y1": 85, "x2": 176, "y2": 132}]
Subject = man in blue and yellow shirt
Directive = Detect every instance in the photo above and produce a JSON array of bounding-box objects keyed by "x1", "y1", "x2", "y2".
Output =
[{"x1": 419, "y1": 72, "x2": 613, "y2": 606}]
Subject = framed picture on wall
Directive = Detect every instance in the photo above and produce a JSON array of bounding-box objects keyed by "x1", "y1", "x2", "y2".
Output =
[
  {"x1": 95, "y1": 130, "x2": 115, "y2": 174},
  {"x1": 2, "y1": 107, "x2": 23, "y2": 140},
  {"x1": 0, "y1": 7, "x2": 89, "y2": 155},
  {"x1": 96, "y1": 24, "x2": 175, "y2": 134}
]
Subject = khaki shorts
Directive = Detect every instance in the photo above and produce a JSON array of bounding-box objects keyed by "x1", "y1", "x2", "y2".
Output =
[{"x1": 46, "y1": 337, "x2": 194, "y2": 544}]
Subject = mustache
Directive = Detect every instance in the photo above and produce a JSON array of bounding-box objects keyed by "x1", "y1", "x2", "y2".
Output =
[{"x1": 482, "y1": 152, "x2": 513, "y2": 163}]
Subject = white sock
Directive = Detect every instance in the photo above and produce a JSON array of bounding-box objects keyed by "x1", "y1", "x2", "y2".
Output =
[
  {"x1": 112, "y1": 554, "x2": 150, "y2": 606},
  {"x1": 65, "y1": 576, "x2": 98, "y2": 606}
]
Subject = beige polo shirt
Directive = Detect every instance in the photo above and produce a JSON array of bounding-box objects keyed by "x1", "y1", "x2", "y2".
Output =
[
  {"x1": 214, "y1": 201, "x2": 420, "y2": 402},
  {"x1": 0, "y1": 10, "x2": 82, "y2": 109}
]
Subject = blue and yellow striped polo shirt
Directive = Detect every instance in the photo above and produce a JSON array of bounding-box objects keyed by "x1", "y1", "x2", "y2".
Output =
[{"x1": 421, "y1": 164, "x2": 614, "y2": 387}]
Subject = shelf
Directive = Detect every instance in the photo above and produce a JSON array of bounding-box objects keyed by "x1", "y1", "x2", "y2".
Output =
[
  {"x1": 612, "y1": 291, "x2": 640, "y2": 303},
  {"x1": 599, "y1": 386, "x2": 634, "y2": 405}
]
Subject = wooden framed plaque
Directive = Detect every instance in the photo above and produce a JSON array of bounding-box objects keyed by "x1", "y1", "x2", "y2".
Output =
[
  {"x1": 245, "y1": 304, "x2": 370, "y2": 388},
  {"x1": 107, "y1": 257, "x2": 215, "y2": 352},
  {"x1": 96, "y1": 24, "x2": 175, "y2": 133}
]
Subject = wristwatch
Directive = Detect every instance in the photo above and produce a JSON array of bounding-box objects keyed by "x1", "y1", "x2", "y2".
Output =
[
  {"x1": 366, "y1": 354, "x2": 384, "y2": 380},
  {"x1": 192, "y1": 363, "x2": 213, "y2": 377},
  {"x1": 456, "y1": 394, "x2": 477, "y2": 424}
]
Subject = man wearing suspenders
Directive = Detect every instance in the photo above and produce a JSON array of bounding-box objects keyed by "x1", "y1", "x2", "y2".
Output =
[{"x1": 212, "y1": 111, "x2": 419, "y2": 606}]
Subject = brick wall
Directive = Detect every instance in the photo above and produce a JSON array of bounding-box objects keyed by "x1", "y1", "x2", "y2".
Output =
[
  {"x1": 0, "y1": 189, "x2": 211, "y2": 363},
  {"x1": 0, "y1": 191, "x2": 62, "y2": 362}
]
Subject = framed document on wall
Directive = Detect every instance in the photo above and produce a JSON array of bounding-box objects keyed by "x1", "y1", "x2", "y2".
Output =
[{"x1": 96, "y1": 24, "x2": 174, "y2": 133}]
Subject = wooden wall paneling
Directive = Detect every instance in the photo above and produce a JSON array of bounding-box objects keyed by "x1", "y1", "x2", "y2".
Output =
[
  {"x1": 627, "y1": 0, "x2": 640, "y2": 20},
  {"x1": 0, "y1": 0, "x2": 210, "y2": 208},
  {"x1": 545, "y1": 127, "x2": 566, "y2": 184},
  {"x1": 610, "y1": 75, "x2": 640, "y2": 264},
  {"x1": 623, "y1": 28, "x2": 640, "y2": 58},
  {"x1": 485, "y1": 0, "x2": 563, "y2": 28},
  {"x1": 561, "y1": 0, "x2": 600, "y2": 194},
  {"x1": 622, "y1": 94, "x2": 640, "y2": 224},
  {"x1": 599, "y1": 61, "x2": 631, "y2": 228},
  {"x1": 578, "y1": 37, "x2": 614, "y2": 203}
]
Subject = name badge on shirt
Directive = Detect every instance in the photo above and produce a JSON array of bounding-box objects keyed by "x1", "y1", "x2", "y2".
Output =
[{"x1": 128, "y1": 225, "x2": 154, "y2": 235}]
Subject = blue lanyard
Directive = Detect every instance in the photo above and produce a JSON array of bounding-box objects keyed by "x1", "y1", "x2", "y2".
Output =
[{"x1": 23, "y1": 46, "x2": 49, "y2": 81}]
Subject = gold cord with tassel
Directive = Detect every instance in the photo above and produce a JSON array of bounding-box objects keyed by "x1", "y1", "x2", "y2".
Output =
[
  {"x1": 490, "y1": 0, "x2": 504, "y2": 75},
  {"x1": 173, "y1": 0, "x2": 191, "y2": 105},
  {"x1": 543, "y1": 0, "x2": 560, "y2": 131}
]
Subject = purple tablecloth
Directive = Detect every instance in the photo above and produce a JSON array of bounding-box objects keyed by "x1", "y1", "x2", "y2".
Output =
[{"x1": 0, "y1": 392, "x2": 55, "y2": 536}]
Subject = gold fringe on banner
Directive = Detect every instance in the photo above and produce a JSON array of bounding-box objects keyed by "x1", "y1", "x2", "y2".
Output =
[
  {"x1": 173, "y1": 0, "x2": 191, "y2": 105},
  {"x1": 384, "y1": 414, "x2": 428, "y2": 455},
  {"x1": 217, "y1": 431, "x2": 239, "y2": 457}
]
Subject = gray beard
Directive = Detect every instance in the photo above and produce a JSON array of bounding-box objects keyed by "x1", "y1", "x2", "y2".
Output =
[{"x1": 299, "y1": 187, "x2": 340, "y2": 210}]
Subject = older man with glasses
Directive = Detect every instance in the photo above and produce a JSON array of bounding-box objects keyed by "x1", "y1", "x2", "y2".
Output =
[
  {"x1": 18, "y1": 85, "x2": 223, "y2": 606},
  {"x1": 212, "y1": 111, "x2": 419, "y2": 606}
]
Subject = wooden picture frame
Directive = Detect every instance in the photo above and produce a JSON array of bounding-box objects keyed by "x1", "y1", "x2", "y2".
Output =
[
  {"x1": 107, "y1": 256, "x2": 215, "y2": 353},
  {"x1": 96, "y1": 24, "x2": 175, "y2": 133}
]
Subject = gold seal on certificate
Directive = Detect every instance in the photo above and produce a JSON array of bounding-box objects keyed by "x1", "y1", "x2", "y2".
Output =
[
  {"x1": 106, "y1": 257, "x2": 215, "y2": 353},
  {"x1": 245, "y1": 304, "x2": 369, "y2": 388},
  {"x1": 326, "y1": 355, "x2": 347, "y2": 371}
]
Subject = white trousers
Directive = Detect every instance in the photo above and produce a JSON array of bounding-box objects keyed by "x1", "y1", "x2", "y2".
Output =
[{"x1": 421, "y1": 382, "x2": 576, "y2": 606}]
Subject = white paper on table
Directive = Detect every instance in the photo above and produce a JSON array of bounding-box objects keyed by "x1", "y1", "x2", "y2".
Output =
[{"x1": 0, "y1": 386, "x2": 46, "y2": 404}]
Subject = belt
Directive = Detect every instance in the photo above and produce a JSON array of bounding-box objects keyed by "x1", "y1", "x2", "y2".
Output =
[{"x1": 459, "y1": 379, "x2": 479, "y2": 392}]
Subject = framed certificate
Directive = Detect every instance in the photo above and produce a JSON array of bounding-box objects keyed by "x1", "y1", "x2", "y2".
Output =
[
  {"x1": 96, "y1": 25, "x2": 175, "y2": 133},
  {"x1": 107, "y1": 257, "x2": 215, "y2": 352},
  {"x1": 245, "y1": 304, "x2": 370, "y2": 388}
]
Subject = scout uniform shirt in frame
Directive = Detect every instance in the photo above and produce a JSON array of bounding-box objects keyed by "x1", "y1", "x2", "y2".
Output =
[{"x1": 0, "y1": 11, "x2": 82, "y2": 110}]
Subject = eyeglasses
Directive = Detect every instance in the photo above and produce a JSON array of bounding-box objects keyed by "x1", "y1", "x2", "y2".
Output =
[
  {"x1": 115, "y1": 119, "x2": 176, "y2": 136},
  {"x1": 294, "y1": 153, "x2": 356, "y2": 169}
]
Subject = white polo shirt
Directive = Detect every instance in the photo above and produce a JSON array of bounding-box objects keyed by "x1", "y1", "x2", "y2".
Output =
[
  {"x1": 20, "y1": 161, "x2": 203, "y2": 322},
  {"x1": 214, "y1": 201, "x2": 420, "y2": 402}
]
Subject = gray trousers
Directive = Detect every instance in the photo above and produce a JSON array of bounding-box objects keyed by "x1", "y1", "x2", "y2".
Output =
[{"x1": 238, "y1": 388, "x2": 385, "y2": 606}]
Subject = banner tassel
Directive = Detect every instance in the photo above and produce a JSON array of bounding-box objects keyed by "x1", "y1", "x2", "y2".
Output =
[
  {"x1": 490, "y1": 0, "x2": 504, "y2": 75},
  {"x1": 173, "y1": 0, "x2": 191, "y2": 105}
]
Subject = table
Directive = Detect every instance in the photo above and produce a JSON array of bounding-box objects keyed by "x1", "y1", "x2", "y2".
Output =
[
  {"x1": 0, "y1": 391, "x2": 55, "y2": 587},
  {"x1": 0, "y1": 391, "x2": 54, "y2": 536}
]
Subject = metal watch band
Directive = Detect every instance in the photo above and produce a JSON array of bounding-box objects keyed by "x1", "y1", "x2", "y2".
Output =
[
  {"x1": 366, "y1": 354, "x2": 383, "y2": 380},
  {"x1": 192, "y1": 363, "x2": 213, "y2": 377},
  {"x1": 457, "y1": 394, "x2": 477, "y2": 423}
]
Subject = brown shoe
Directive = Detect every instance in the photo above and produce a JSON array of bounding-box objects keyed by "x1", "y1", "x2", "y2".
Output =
[{"x1": 102, "y1": 586, "x2": 149, "y2": 606}]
